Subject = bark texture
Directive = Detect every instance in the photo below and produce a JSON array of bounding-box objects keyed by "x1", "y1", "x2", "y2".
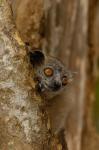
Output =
[
  {"x1": 9, "y1": 0, "x2": 44, "y2": 48},
  {"x1": 0, "y1": 1, "x2": 49, "y2": 149}
]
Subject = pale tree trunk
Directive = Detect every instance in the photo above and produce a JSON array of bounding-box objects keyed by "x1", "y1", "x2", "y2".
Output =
[{"x1": 0, "y1": 1, "x2": 49, "y2": 149}]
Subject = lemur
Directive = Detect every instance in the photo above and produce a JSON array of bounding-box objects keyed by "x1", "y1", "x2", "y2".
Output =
[
  {"x1": 29, "y1": 50, "x2": 76, "y2": 135},
  {"x1": 29, "y1": 50, "x2": 74, "y2": 99}
]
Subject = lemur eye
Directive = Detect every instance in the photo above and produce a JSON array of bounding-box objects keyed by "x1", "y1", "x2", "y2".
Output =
[
  {"x1": 44, "y1": 68, "x2": 53, "y2": 77},
  {"x1": 62, "y1": 76, "x2": 68, "y2": 85}
]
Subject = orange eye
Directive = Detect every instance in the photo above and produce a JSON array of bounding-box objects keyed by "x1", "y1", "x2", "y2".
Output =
[
  {"x1": 44, "y1": 68, "x2": 53, "y2": 77},
  {"x1": 62, "y1": 76, "x2": 68, "y2": 85}
]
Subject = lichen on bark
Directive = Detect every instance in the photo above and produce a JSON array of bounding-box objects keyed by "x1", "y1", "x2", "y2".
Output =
[{"x1": 0, "y1": 1, "x2": 49, "y2": 149}]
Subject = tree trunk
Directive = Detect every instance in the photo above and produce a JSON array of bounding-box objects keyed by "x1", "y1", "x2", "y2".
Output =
[{"x1": 0, "y1": 1, "x2": 49, "y2": 149}]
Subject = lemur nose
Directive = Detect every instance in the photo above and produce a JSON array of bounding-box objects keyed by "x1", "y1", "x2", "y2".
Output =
[{"x1": 53, "y1": 82, "x2": 61, "y2": 91}]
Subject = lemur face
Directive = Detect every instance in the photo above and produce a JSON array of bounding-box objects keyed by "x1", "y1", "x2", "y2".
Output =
[{"x1": 29, "y1": 51, "x2": 75, "y2": 99}]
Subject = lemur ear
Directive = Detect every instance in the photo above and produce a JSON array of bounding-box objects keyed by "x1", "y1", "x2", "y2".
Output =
[
  {"x1": 29, "y1": 50, "x2": 45, "y2": 67},
  {"x1": 67, "y1": 71, "x2": 78, "y2": 83}
]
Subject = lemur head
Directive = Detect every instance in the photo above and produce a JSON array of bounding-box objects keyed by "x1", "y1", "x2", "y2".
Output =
[{"x1": 29, "y1": 50, "x2": 75, "y2": 99}]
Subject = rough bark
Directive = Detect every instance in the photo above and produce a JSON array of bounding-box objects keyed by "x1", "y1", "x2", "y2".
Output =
[
  {"x1": 0, "y1": 1, "x2": 49, "y2": 149},
  {"x1": 8, "y1": 0, "x2": 44, "y2": 48}
]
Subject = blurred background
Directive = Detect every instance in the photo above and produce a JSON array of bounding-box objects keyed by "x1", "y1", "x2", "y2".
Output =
[{"x1": 44, "y1": 1, "x2": 99, "y2": 149}]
